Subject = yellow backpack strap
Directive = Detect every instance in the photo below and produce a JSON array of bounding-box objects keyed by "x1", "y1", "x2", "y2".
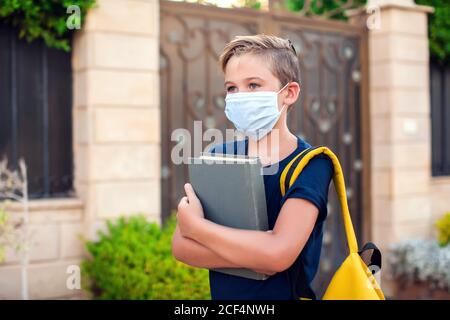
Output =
[
  {"x1": 279, "y1": 146, "x2": 358, "y2": 254},
  {"x1": 279, "y1": 147, "x2": 311, "y2": 196}
]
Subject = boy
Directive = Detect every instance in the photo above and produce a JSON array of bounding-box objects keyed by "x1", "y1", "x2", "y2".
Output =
[{"x1": 172, "y1": 34, "x2": 334, "y2": 300}]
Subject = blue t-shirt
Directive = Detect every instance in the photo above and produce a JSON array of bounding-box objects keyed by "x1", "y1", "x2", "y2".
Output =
[{"x1": 208, "y1": 136, "x2": 333, "y2": 300}]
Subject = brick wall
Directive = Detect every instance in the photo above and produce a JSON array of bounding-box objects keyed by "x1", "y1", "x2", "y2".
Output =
[{"x1": 0, "y1": 199, "x2": 85, "y2": 299}]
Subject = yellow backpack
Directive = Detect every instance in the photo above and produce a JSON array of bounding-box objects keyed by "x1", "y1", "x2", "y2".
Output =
[{"x1": 280, "y1": 146, "x2": 385, "y2": 300}]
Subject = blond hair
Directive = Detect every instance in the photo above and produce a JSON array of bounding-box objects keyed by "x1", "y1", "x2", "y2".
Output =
[{"x1": 218, "y1": 34, "x2": 300, "y2": 88}]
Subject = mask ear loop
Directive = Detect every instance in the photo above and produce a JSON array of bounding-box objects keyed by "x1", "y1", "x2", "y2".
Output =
[
  {"x1": 277, "y1": 82, "x2": 290, "y2": 94},
  {"x1": 277, "y1": 82, "x2": 290, "y2": 113}
]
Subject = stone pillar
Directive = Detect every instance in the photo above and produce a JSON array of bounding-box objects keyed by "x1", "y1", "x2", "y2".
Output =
[
  {"x1": 348, "y1": 0, "x2": 433, "y2": 296},
  {"x1": 72, "y1": 0, "x2": 161, "y2": 237}
]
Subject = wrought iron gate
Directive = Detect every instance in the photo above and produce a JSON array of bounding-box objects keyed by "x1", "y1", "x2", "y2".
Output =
[{"x1": 160, "y1": 0, "x2": 370, "y2": 297}]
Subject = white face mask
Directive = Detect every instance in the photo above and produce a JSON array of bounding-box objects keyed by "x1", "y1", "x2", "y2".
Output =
[{"x1": 224, "y1": 82, "x2": 289, "y2": 140}]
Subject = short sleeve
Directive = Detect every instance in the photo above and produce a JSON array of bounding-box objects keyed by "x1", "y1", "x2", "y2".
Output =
[{"x1": 280, "y1": 154, "x2": 334, "y2": 223}]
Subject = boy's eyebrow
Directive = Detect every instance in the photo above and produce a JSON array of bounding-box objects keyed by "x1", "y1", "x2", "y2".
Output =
[{"x1": 224, "y1": 77, "x2": 264, "y2": 87}]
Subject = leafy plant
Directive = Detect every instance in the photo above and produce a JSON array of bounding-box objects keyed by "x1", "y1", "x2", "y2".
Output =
[
  {"x1": 240, "y1": 0, "x2": 262, "y2": 10},
  {"x1": 285, "y1": 0, "x2": 365, "y2": 20},
  {"x1": 388, "y1": 239, "x2": 450, "y2": 292},
  {"x1": 416, "y1": 0, "x2": 450, "y2": 65},
  {"x1": 82, "y1": 214, "x2": 210, "y2": 300},
  {"x1": 0, "y1": 0, "x2": 96, "y2": 51},
  {"x1": 436, "y1": 212, "x2": 450, "y2": 247},
  {"x1": 0, "y1": 158, "x2": 32, "y2": 300},
  {"x1": 284, "y1": 0, "x2": 450, "y2": 65},
  {"x1": 0, "y1": 207, "x2": 8, "y2": 262},
  {"x1": 388, "y1": 213, "x2": 450, "y2": 292}
]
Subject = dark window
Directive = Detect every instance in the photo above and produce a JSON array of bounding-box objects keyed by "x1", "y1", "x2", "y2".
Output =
[
  {"x1": 0, "y1": 23, "x2": 74, "y2": 198},
  {"x1": 430, "y1": 61, "x2": 450, "y2": 176}
]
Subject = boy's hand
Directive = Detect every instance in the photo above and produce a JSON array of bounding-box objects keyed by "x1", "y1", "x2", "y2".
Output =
[{"x1": 177, "y1": 183, "x2": 205, "y2": 238}]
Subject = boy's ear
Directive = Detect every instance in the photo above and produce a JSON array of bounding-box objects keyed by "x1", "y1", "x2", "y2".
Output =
[{"x1": 284, "y1": 81, "x2": 300, "y2": 107}]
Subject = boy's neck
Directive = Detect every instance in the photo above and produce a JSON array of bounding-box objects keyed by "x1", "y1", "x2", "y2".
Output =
[{"x1": 247, "y1": 126, "x2": 297, "y2": 166}]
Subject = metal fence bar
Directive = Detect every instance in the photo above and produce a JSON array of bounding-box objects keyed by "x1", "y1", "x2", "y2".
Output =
[
  {"x1": 0, "y1": 23, "x2": 73, "y2": 198},
  {"x1": 430, "y1": 60, "x2": 450, "y2": 177}
]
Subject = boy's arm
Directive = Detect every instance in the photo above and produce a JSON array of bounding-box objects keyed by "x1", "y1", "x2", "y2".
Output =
[
  {"x1": 177, "y1": 184, "x2": 318, "y2": 274},
  {"x1": 172, "y1": 224, "x2": 238, "y2": 269},
  {"x1": 172, "y1": 224, "x2": 276, "y2": 275}
]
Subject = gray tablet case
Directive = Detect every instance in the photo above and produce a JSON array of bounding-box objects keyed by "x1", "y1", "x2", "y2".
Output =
[{"x1": 187, "y1": 153, "x2": 269, "y2": 280}]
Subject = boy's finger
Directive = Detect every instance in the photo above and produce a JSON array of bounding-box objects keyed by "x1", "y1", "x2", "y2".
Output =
[
  {"x1": 184, "y1": 183, "x2": 198, "y2": 201},
  {"x1": 177, "y1": 196, "x2": 188, "y2": 209}
]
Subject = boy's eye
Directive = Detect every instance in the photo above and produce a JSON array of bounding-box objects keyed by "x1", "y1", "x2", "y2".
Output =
[
  {"x1": 226, "y1": 83, "x2": 260, "y2": 93},
  {"x1": 249, "y1": 83, "x2": 260, "y2": 90},
  {"x1": 226, "y1": 86, "x2": 237, "y2": 93}
]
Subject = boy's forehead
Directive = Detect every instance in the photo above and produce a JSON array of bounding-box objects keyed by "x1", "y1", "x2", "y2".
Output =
[{"x1": 224, "y1": 54, "x2": 275, "y2": 82}]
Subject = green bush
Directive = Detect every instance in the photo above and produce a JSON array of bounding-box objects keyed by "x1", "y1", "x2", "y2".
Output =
[
  {"x1": 285, "y1": 0, "x2": 365, "y2": 20},
  {"x1": 436, "y1": 212, "x2": 450, "y2": 247},
  {"x1": 285, "y1": 0, "x2": 450, "y2": 65},
  {"x1": 388, "y1": 239, "x2": 450, "y2": 291},
  {"x1": 416, "y1": 0, "x2": 450, "y2": 65},
  {"x1": 0, "y1": 0, "x2": 96, "y2": 51},
  {"x1": 82, "y1": 214, "x2": 210, "y2": 300},
  {"x1": 0, "y1": 207, "x2": 8, "y2": 262}
]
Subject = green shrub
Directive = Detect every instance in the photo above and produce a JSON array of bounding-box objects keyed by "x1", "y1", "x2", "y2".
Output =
[
  {"x1": 82, "y1": 214, "x2": 210, "y2": 299},
  {"x1": 436, "y1": 212, "x2": 450, "y2": 247},
  {"x1": 388, "y1": 239, "x2": 450, "y2": 291},
  {"x1": 285, "y1": 0, "x2": 450, "y2": 65},
  {"x1": 0, "y1": 207, "x2": 8, "y2": 262},
  {"x1": 416, "y1": 0, "x2": 450, "y2": 65},
  {"x1": 0, "y1": 0, "x2": 96, "y2": 51},
  {"x1": 285, "y1": 0, "x2": 365, "y2": 20}
]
